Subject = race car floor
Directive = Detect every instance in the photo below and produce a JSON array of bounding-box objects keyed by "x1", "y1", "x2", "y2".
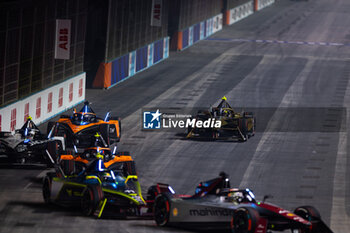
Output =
[{"x1": 1, "y1": 0, "x2": 350, "y2": 232}]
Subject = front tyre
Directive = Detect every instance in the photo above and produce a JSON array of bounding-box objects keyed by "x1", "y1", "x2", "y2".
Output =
[
  {"x1": 81, "y1": 185, "x2": 104, "y2": 216},
  {"x1": 154, "y1": 194, "x2": 171, "y2": 226},
  {"x1": 231, "y1": 207, "x2": 260, "y2": 233},
  {"x1": 293, "y1": 206, "x2": 321, "y2": 233}
]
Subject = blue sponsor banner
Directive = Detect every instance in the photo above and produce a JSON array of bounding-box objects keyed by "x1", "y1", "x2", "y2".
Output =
[
  {"x1": 136, "y1": 45, "x2": 148, "y2": 72},
  {"x1": 182, "y1": 28, "x2": 189, "y2": 49},
  {"x1": 111, "y1": 54, "x2": 129, "y2": 85},
  {"x1": 153, "y1": 39, "x2": 164, "y2": 64},
  {"x1": 193, "y1": 23, "x2": 200, "y2": 43},
  {"x1": 108, "y1": 37, "x2": 169, "y2": 88}
]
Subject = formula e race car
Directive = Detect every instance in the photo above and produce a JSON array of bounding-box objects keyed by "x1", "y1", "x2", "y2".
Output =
[
  {"x1": 0, "y1": 117, "x2": 64, "y2": 165},
  {"x1": 187, "y1": 97, "x2": 255, "y2": 141},
  {"x1": 151, "y1": 173, "x2": 333, "y2": 233},
  {"x1": 47, "y1": 101, "x2": 121, "y2": 149},
  {"x1": 42, "y1": 150, "x2": 146, "y2": 218}
]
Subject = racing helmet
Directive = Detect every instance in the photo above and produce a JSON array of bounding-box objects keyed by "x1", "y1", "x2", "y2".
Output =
[{"x1": 228, "y1": 191, "x2": 244, "y2": 204}]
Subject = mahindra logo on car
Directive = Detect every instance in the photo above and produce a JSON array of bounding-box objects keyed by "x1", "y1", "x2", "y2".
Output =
[{"x1": 189, "y1": 208, "x2": 233, "y2": 216}]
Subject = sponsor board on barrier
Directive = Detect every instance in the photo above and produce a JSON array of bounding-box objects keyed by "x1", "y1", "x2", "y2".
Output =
[
  {"x1": 98, "y1": 37, "x2": 169, "y2": 88},
  {"x1": 148, "y1": 43, "x2": 154, "y2": 67},
  {"x1": 228, "y1": 1, "x2": 254, "y2": 25},
  {"x1": 258, "y1": 0, "x2": 275, "y2": 11},
  {"x1": 189, "y1": 26, "x2": 193, "y2": 46},
  {"x1": 129, "y1": 51, "x2": 136, "y2": 76},
  {"x1": 0, "y1": 73, "x2": 86, "y2": 132},
  {"x1": 177, "y1": 13, "x2": 223, "y2": 51},
  {"x1": 55, "y1": 19, "x2": 71, "y2": 60},
  {"x1": 151, "y1": 0, "x2": 162, "y2": 27},
  {"x1": 163, "y1": 37, "x2": 169, "y2": 58},
  {"x1": 212, "y1": 13, "x2": 223, "y2": 34},
  {"x1": 200, "y1": 22, "x2": 205, "y2": 40}
]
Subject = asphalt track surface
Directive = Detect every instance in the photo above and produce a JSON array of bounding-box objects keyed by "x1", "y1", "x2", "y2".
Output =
[{"x1": 1, "y1": 0, "x2": 350, "y2": 232}]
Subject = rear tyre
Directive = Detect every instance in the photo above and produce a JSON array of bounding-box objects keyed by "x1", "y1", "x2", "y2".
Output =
[
  {"x1": 146, "y1": 185, "x2": 158, "y2": 201},
  {"x1": 231, "y1": 207, "x2": 260, "y2": 233},
  {"x1": 154, "y1": 194, "x2": 171, "y2": 226},
  {"x1": 46, "y1": 140, "x2": 63, "y2": 164},
  {"x1": 146, "y1": 185, "x2": 158, "y2": 213},
  {"x1": 42, "y1": 175, "x2": 52, "y2": 204},
  {"x1": 81, "y1": 185, "x2": 104, "y2": 216},
  {"x1": 212, "y1": 130, "x2": 219, "y2": 140}
]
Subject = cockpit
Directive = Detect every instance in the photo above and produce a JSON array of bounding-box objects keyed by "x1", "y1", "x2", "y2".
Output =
[
  {"x1": 223, "y1": 189, "x2": 256, "y2": 204},
  {"x1": 71, "y1": 113, "x2": 97, "y2": 125}
]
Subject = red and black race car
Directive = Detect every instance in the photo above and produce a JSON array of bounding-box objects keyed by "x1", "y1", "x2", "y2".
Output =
[
  {"x1": 47, "y1": 101, "x2": 121, "y2": 149},
  {"x1": 150, "y1": 173, "x2": 333, "y2": 233}
]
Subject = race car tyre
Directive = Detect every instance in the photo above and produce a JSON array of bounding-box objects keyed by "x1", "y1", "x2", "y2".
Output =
[
  {"x1": 154, "y1": 194, "x2": 171, "y2": 226},
  {"x1": 146, "y1": 185, "x2": 158, "y2": 213},
  {"x1": 81, "y1": 185, "x2": 104, "y2": 217},
  {"x1": 146, "y1": 185, "x2": 158, "y2": 201},
  {"x1": 293, "y1": 206, "x2": 321, "y2": 233},
  {"x1": 294, "y1": 206, "x2": 321, "y2": 221},
  {"x1": 42, "y1": 175, "x2": 53, "y2": 204},
  {"x1": 212, "y1": 130, "x2": 219, "y2": 140},
  {"x1": 231, "y1": 207, "x2": 260, "y2": 233}
]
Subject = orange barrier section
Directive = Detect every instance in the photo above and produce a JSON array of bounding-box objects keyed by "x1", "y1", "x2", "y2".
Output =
[
  {"x1": 92, "y1": 62, "x2": 111, "y2": 88},
  {"x1": 177, "y1": 31, "x2": 183, "y2": 51},
  {"x1": 225, "y1": 10, "x2": 230, "y2": 25},
  {"x1": 254, "y1": 0, "x2": 259, "y2": 11}
]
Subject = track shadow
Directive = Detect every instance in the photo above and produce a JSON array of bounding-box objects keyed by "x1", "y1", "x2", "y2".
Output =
[
  {"x1": 174, "y1": 133, "x2": 246, "y2": 143},
  {"x1": 0, "y1": 163, "x2": 47, "y2": 170},
  {"x1": 2, "y1": 201, "x2": 231, "y2": 232},
  {"x1": 129, "y1": 223, "x2": 231, "y2": 233},
  {"x1": 0, "y1": 200, "x2": 82, "y2": 216}
]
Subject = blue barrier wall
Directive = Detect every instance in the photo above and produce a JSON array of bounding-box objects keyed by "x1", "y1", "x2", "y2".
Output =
[
  {"x1": 111, "y1": 54, "x2": 129, "y2": 85},
  {"x1": 136, "y1": 46, "x2": 148, "y2": 72},
  {"x1": 182, "y1": 29, "x2": 189, "y2": 49},
  {"x1": 176, "y1": 13, "x2": 223, "y2": 51},
  {"x1": 93, "y1": 37, "x2": 169, "y2": 89},
  {"x1": 153, "y1": 39, "x2": 164, "y2": 64},
  {"x1": 193, "y1": 24, "x2": 200, "y2": 43}
]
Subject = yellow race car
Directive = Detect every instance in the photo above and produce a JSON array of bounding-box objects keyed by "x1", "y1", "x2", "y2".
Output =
[{"x1": 187, "y1": 97, "x2": 255, "y2": 141}]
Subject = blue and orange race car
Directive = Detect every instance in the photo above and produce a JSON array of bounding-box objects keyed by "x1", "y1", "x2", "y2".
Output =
[{"x1": 47, "y1": 101, "x2": 121, "y2": 149}]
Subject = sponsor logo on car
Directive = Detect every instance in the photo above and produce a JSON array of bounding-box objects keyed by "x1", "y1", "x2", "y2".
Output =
[{"x1": 189, "y1": 208, "x2": 233, "y2": 216}]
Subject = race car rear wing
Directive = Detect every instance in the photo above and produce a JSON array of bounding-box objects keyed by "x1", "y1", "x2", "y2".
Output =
[{"x1": 156, "y1": 183, "x2": 176, "y2": 195}]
